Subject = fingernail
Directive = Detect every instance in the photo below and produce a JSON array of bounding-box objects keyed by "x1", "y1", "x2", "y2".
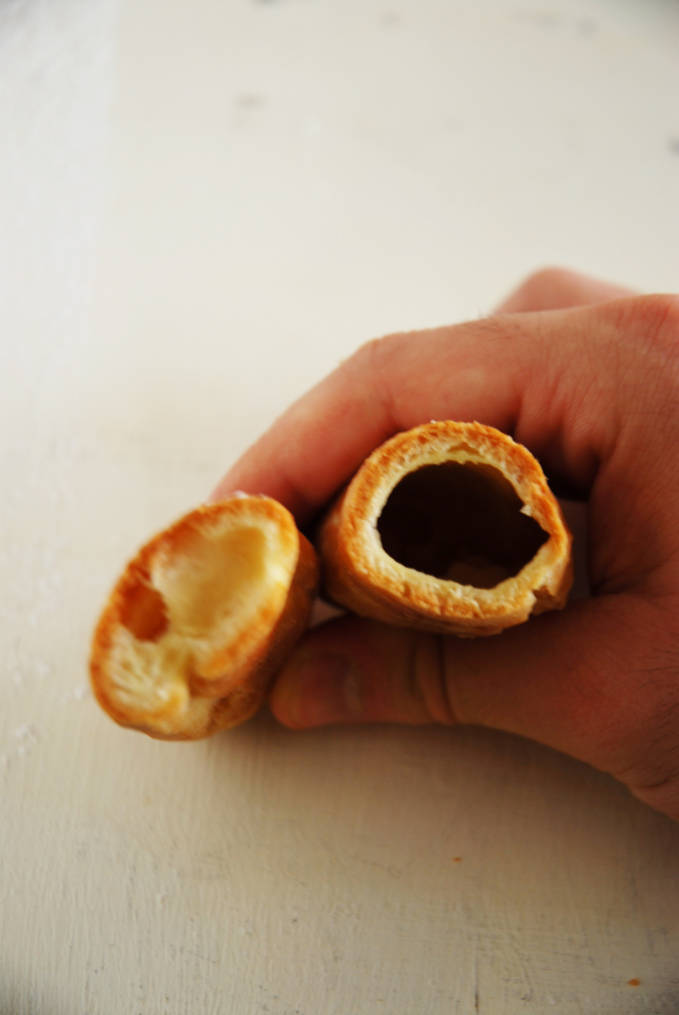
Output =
[{"x1": 283, "y1": 653, "x2": 360, "y2": 727}]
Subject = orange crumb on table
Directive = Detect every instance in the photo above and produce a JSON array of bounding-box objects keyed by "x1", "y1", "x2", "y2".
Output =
[{"x1": 627, "y1": 978, "x2": 641, "y2": 987}]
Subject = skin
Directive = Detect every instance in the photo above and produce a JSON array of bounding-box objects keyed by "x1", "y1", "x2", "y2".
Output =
[{"x1": 211, "y1": 268, "x2": 679, "y2": 821}]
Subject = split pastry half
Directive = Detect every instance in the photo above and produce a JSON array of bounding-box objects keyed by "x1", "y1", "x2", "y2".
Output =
[
  {"x1": 90, "y1": 496, "x2": 318, "y2": 739},
  {"x1": 318, "y1": 421, "x2": 573, "y2": 636}
]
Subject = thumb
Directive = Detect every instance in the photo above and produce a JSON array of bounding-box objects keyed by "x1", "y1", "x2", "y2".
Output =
[
  {"x1": 270, "y1": 615, "x2": 454, "y2": 728},
  {"x1": 268, "y1": 599, "x2": 675, "y2": 806}
]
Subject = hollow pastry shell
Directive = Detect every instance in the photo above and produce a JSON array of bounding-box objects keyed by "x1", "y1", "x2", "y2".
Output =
[{"x1": 318, "y1": 421, "x2": 573, "y2": 636}]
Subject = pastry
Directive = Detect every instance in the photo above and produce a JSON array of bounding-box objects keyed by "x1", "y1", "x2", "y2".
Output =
[
  {"x1": 90, "y1": 496, "x2": 319, "y2": 739},
  {"x1": 318, "y1": 421, "x2": 573, "y2": 636}
]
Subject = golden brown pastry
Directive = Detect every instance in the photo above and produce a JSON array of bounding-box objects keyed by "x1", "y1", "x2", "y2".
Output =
[
  {"x1": 90, "y1": 496, "x2": 318, "y2": 739},
  {"x1": 318, "y1": 421, "x2": 573, "y2": 636}
]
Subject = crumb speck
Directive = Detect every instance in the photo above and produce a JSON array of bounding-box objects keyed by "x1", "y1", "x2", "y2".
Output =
[
  {"x1": 14, "y1": 724, "x2": 39, "y2": 755},
  {"x1": 453, "y1": 856, "x2": 463, "y2": 863},
  {"x1": 14, "y1": 726, "x2": 38, "y2": 751},
  {"x1": 627, "y1": 978, "x2": 641, "y2": 987},
  {"x1": 62, "y1": 683, "x2": 89, "y2": 704}
]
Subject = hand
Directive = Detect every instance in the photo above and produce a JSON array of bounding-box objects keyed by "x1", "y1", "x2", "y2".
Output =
[{"x1": 211, "y1": 268, "x2": 679, "y2": 821}]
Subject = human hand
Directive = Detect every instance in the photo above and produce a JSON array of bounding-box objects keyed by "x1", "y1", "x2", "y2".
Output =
[{"x1": 211, "y1": 268, "x2": 679, "y2": 821}]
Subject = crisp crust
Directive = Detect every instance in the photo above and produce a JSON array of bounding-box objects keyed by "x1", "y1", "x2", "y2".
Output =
[
  {"x1": 318, "y1": 421, "x2": 573, "y2": 636},
  {"x1": 90, "y1": 497, "x2": 319, "y2": 739}
]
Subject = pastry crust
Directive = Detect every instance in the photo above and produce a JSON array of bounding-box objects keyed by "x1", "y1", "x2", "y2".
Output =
[
  {"x1": 318, "y1": 421, "x2": 573, "y2": 636},
  {"x1": 90, "y1": 496, "x2": 318, "y2": 739}
]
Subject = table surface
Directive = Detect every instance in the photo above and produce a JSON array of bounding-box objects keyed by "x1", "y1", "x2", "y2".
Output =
[{"x1": 2, "y1": 1, "x2": 679, "y2": 1013}]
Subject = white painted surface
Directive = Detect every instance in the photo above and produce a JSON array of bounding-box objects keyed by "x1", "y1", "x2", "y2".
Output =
[{"x1": 2, "y1": 1, "x2": 679, "y2": 1012}]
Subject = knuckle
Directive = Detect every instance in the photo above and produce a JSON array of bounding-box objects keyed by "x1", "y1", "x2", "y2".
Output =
[
  {"x1": 592, "y1": 294, "x2": 679, "y2": 421},
  {"x1": 352, "y1": 331, "x2": 409, "y2": 429},
  {"x1": 354, "y1": 331, "x2": 404, "y2": 372},
  {"x1": 351, "y1": 334, "x2": 391, "y2": 390},
  {"x1": 619, "y1": 293, "x2": 679, "y2": 358},
  {"x1": 354, "y1": 334, "x2": 384, "y2": 363}
]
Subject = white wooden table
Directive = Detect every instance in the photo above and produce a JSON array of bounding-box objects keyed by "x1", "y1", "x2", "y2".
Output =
[{"x1": 2, "y1": 1, "x2": 679, "y2": 1012}]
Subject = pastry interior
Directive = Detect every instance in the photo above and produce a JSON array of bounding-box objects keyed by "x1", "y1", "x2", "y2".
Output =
[
  {"x1": 376, "y1": 461, "x2": 548, "y2": 588},
  {"x1": 120, "y1": 523, "x2": 270, "y2": 647},
  {"x1": 102, "y1": 508, "x2": 299, "y2": 730}
]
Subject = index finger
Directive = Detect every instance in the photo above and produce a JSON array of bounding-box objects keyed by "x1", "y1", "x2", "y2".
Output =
[{"x1": 208, "y1": 296, "x2": 661, "y2": 525}]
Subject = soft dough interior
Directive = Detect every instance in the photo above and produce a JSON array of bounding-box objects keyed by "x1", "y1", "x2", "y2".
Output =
[
  {"x1": 118, "y1": 524, "x2": 271, "y2": 645},
  {"x1": 155, "y1": 525, "x2": 269, "y2": 639},
  {"x1": 377, "y1": 462, "x2": 548, "y2": 588},
  {"x1": 109, "y1": 518, "x2": 290, "y2": 719}
]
